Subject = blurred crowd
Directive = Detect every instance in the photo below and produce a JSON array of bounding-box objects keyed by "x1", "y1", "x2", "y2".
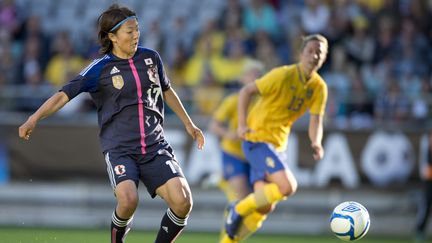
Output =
[{"x1": 0, "y1": 0, "x2": 431, "y2": 129}]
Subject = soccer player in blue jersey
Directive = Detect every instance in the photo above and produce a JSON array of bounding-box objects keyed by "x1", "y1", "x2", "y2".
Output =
[
  {"x1": 223, "y1": 34, "x2": 329, "y2": 242},
  {"x1": 18, "y1": 4, "x2": 205, "y2": 243}
]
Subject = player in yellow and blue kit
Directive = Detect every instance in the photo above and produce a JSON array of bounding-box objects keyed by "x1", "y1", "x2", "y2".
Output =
[
  {"x1": 209, "y1": 60, "x2": 264, "y2": 240},
  {"x1": 223, "y1": 34, "x2": 329, "y2": 242},
  {"x1": 210, "y1": 60, "x2": 264, "y2": 202}
]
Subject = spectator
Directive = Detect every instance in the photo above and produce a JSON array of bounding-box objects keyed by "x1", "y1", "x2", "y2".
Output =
[
  {"x1": 45, "y1": 31, "x2": 86, "y2": 87},
  {"x1": 393, "y1": 17, "x2": 431, "y2": 78},
  {"x1": 164, "y1": 15, "x2": 194, "y2": 64},
  {"x1": 140, "y1": 20, "x2": 164, "y2": 53},
  {"x1": 254, "y1": 31, "x2": 280, "y2": 70},
  {"x1": 243, "y1": 0, "x2": 279, "y2": 39},
  {"x1": 17, "y1": 36, "x2": 44, "y2": 86},
  {"x1": 346, "y1": 69, "x2": 374, "y2": 129},
  {"x1": 374, "y1": 78, "x2": 410, "y2": 123},
  {"x1": 0, "y1": 0, "x2": 19, "y2": 35},
  {"x1": 372, "y1": 15, "x2": 396, "y2": 64},
  {"x1": 0, "y1": 28, "x2": 16, "y2": 85},
  {"x1": 300, "y1": 0, "x2": 330, "y2": 35},
  {"x1": 344, "y1": 16, "x2": 375, "y2": 68},
  {"x1": 411, "y1": 78, "x2": 430, "y2": 124},
  {"x1": 15, "y1": 15, "x2": 50, "y2": 71},
  {"x1": 219, "y1": 0, "x2": 244, "y2": 30}
]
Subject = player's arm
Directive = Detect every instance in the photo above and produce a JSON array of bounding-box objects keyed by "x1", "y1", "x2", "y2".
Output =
[
  {"x1": 18, "y1": 91, "x2": 70, "y2": 140},
  {"x1": 163, "y1": 87, "x2": 204, "y2": 149},
  {"x1": 237, "y1": 82, "x2": 259, "y2": 139},
  {"x1": 209, "y1": 96, "x2": 238, "y2": 140},
  {"x1": 209, "y1": 120, "x2": 238, "y2": 141},
  {"x1": 309, "y1": 114, "x2": 324, "y2": 160}
]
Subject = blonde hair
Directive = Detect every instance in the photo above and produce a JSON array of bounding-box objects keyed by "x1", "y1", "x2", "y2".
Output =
[{"x1": 300, "y1": 34, "x2": 328, "y2": 52}]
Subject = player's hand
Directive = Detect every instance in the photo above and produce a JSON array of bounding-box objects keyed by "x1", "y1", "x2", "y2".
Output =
[
  {"x1": 18, "y1": 118, "x2": 37, "y2": 140},
  {"x1": 237, "y1": 125, "x2": 252, "y2": 139},
  {"x1": 186, "y1": 123, "x2": 205, "y2": 150},
  {"x1": 311, "y1": 143, "x2": 324, "y2": 160}
]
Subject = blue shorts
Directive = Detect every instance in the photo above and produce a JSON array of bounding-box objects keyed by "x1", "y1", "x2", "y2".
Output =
[
  {"x1": 221, "y1": 151, "x2": 250, "y2": 180},
  {"x1": 104, "y1": 144, "x2": 184, "y2": 198},
  {"x1": 242, "y1": 141, "x2": 288, "y2": 184}
]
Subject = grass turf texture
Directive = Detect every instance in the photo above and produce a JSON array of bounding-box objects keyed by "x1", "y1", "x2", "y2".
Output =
[{"x1": 0, "y1": 228, "x2": 411, "y2": 243}]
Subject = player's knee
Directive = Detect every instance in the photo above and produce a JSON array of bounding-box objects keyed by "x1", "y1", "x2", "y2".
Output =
[
  {"x1": 256, "y1": 203, "x2": 275, "y2": 215},
  {"x1": 117, "y1": 191, "x2": 139, "y2": 211},
  {"x1": 171, "y1": 196, "x2": 193, "y2": 217},
  {"x1": 278, "y1": 179, "x2": 298, "y2": 197}
]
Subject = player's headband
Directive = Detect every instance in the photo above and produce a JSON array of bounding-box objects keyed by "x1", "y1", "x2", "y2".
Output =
[{"x1": 109, "y1": 16, "x2": 137, "y2": 32}]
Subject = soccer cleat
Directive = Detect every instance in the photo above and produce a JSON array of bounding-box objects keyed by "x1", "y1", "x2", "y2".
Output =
[{"x1": 225, "y1": 201, "x2": 242, "y2": 239}]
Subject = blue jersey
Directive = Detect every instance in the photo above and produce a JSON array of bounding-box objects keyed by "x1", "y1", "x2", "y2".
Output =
[{"x1": 61, "y1": 47, "x2": 170, "y2": 155}]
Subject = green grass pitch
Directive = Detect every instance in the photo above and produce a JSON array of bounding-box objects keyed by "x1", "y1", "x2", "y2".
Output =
[{"x1": 0, "y1": 228, "x2": 413, "y2": 243}]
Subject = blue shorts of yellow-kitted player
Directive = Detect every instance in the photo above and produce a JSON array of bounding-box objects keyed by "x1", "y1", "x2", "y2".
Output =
[
  {"x1": 104, "y1": 145, "x2": 184, "y2": 198},
  {"x1": 242, "y1": 140, "x2": 288, "y2": 184},
  {"x1": 221, "y1": 151, "x2": 250, "y2": 180}
]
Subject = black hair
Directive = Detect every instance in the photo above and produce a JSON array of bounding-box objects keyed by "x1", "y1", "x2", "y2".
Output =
[{"x1": 97, "y1": 4, "x2": 136, "y2": 54}]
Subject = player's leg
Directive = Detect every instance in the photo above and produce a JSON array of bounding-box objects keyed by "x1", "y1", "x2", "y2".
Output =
[
  {"x1": 221, "y1": 152, "x2": 252, "y2": 201},
  {"x1": 139, "y1": 147, "x2": 190, "y2": 243},
  {"x1": 234, "y1": 181, "x2": 274, "y2": 241},
  {"x1": 415, "y1": 180, "x2": 432, "y2": 241},
  {"x1": 225, "y1": 141, "x2": 293, "y2": 239},
  {"x1": 113, "y1": 180, "x2": 138, "y2": 243},
  {"x1": 155, "y1": 176, "x2": 192, "y2": 243},
  {"x1": 221, "y1": 180, "x2": 276, "y2": 242},
  {"x1": 219, "y1": 174, "x2": 250, "y2": 241},
  {"x1": 105, "y1": 152, "x2": 140, "y2": 243},
  {"x1": 232, "y1": 171, "x2": 295, "y2": 217},
  {"x1": 219, "y1": 152, "x2": 251, "y2": 241}
]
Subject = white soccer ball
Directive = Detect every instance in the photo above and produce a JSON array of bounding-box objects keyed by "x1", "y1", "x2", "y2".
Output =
[{"x1": 330, "y1": 201, "x2": 370, "y2": 241}]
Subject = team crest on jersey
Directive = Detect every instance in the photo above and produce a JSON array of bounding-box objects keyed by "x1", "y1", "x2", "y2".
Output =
[
  {"x1": 114, "y1": 165, "x2": 126, "y2": 175},
  {"x1": 266, "y1": 157, "x2": 275, "y2": 168},
  {"x1": 112, "y1": 75, "x2": 124, "y2": 89},
  {"x1": 147, "y1": 66, "x2": 160, "y2": 83},
  {"x1": 306, "y1": 88, "x2": 313, "y2": 99}
]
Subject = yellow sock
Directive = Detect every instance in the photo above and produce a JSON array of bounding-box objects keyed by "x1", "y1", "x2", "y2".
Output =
[
  {"x1": 235, "y1": 183, "x2": 284, "y2": 216},
  {"x1": 220, "y1": 233, "x2": 238, "y2": 243},
  {"x1": 218, "y1": 179, "x2": 239, "y2": 241},
  {"x1": 218, "y1": 179, "x2": 237, "y2": 202},
  {"x1": 236, "y1": 211, "x2": 267, "y2": 241},
  {"x1": 218, "y1": 207, "x2": 227, "y2": 241}
]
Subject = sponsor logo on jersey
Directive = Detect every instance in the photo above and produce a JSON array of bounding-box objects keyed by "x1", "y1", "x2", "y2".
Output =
[
  {"x1": 112, "y1": 75, "x2": 124, "y2": 89},
  {"x1": 110, "y1": 66, "x2": 120, "y2": 75}
]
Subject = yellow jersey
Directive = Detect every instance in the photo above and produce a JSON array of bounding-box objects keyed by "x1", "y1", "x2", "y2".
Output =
[
  {"x1": 245, "y1": 64, "x2": 327, "y2": 151},
  {"x1": 213, "y1": 93, "x2": 245, "y2": 160}
]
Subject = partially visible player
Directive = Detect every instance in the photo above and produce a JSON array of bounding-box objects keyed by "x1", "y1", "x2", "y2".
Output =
[
  {"x1": 416, "y1": 130, "x2": 432, "y2": 242},
  {"x1": 18, "y1": 4, "x2": 204, "y2": 243},
  {"x1": 208, "y1": 60, "x2": 264, "y2": 241},
  {"x1": 224, "y1": 34, "x2": 329, "y2": 242}
]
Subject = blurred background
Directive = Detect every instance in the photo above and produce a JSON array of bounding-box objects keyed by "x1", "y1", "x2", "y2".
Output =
[{"x1": 0, "y1": 0, "x2": 432, "y2": 241}]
